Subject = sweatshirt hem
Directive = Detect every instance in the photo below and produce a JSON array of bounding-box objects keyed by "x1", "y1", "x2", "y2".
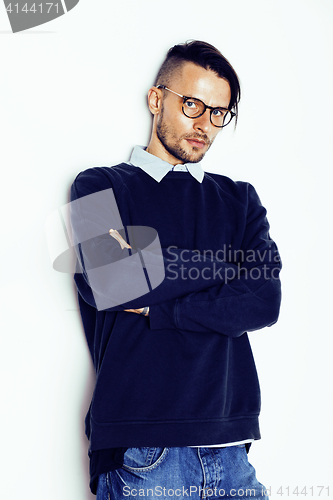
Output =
[{"x1": 89, "y1": 415, "x2": 261, "y2": 450}]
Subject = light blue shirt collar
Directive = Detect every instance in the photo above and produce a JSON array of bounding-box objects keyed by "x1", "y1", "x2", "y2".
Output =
[{"x1": 128, "y1": 145, "x2": 204, "y2": 183}]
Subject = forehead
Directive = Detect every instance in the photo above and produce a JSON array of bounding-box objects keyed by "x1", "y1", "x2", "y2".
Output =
[{"x1": 169, "y1": 62, "x2": 231, "y2": 108}]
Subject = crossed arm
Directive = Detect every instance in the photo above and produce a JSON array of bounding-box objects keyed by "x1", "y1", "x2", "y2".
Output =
[{"x1": 71, "y1": 174, "x2": 281, "y2": 337}]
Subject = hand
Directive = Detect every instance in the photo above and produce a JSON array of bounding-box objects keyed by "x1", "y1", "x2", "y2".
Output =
[{"x1": 124, "y1": 307, "x2": 149, "y2": 316}]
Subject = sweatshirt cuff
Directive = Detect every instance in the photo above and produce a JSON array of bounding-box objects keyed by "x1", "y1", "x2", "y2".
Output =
[{"x1": 149, "y1": 300, "x2": 178, "y2": 330}]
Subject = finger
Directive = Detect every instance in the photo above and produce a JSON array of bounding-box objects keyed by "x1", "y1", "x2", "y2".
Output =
[{"x1": 109, "y1": 229, "x2": 132, "y2": 249}]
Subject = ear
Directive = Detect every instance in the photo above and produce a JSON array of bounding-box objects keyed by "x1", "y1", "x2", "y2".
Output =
[{"x1": 147, "y1": 86, "x2": 163, "y2": 115}]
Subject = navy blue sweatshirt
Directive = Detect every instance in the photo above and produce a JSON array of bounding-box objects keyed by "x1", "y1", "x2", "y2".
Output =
[{"x1": 70, "y1": 162, "x2": 281, "y2": 493}]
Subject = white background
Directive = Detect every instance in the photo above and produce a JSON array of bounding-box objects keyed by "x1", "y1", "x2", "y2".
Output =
[{"x1": 1, "y1": 0, "x2": 332, "y2": 499}]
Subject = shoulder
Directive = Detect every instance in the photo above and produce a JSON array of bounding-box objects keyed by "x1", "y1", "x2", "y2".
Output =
[
  {"x1": 71, "y1": 163, "x2": 138, "y2": 200},
  {"x1": 204, "y1": 171, "x2": 260, "y2": 208}
]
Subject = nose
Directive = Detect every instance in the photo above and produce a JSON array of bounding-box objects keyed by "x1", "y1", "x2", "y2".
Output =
[{"x1": 193, "y1": 109, "x2": 212, "y2": 134}]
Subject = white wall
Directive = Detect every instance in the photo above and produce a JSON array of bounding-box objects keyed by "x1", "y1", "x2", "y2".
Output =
[{"x1": 1, "y1": 0, "x2": 332, "y2": 498}]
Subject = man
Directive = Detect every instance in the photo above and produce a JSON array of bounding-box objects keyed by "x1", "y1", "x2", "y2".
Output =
[{"x1": 70, "y1": 41, "x2": 281, "y2": 499}]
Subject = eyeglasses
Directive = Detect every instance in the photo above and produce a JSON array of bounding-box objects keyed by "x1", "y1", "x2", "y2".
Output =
[{"x1": 157, "y1": 85, "x2": 236, "y2": 128}]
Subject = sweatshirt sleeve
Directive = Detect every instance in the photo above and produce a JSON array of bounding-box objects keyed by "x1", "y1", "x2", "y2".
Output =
[{"x1": 149, "y1": 184, "x2": 282, "y2": 337}]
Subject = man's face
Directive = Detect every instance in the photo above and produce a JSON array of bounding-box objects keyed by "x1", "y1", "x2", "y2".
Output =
[{"x1": 152, "y1": 62, "x2": 231, "y2": 164}]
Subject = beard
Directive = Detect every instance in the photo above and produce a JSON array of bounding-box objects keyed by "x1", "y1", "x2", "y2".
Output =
[{"x1": 156, "y1": 110, "x2": 212, "y2": 164}]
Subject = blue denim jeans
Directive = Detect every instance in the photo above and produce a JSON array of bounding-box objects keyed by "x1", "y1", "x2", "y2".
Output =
[{"x1": 96, "y1": 446, "x2": 269, "y2": 500}]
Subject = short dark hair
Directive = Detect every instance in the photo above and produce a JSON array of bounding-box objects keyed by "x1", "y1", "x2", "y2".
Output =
[{"x1": 154, "y1": 40, "x2": 241, "y2": 119}]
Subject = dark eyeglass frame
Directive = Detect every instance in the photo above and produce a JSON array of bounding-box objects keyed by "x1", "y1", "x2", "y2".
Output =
[{"x1": 156, "y1": 84, "x2": 236, "y2": 128}]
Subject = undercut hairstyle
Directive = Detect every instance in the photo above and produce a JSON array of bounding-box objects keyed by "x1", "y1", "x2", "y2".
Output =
[{"x1": 154, "y1": 40, "x2": 241, "y2": 119}]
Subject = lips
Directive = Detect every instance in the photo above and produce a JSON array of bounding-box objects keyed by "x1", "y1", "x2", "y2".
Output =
[{"x1": 186, "y1": 139, "x2": 206, "y2": 149}]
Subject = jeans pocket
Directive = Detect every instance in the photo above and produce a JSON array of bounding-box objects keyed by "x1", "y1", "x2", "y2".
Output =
[{"x1": 122, "y1": 447, "x2": 168, "y2": 472}]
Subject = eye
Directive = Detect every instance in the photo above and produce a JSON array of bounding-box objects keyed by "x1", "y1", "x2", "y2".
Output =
[
  {"x1": 212, "y1": 108, "x2": 227, "y2": 117},
  {"x1": 184, "y1": 100, "x2": 198, "y2": 110}
]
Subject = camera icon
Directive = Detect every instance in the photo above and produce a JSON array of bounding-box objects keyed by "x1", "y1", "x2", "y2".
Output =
[{"x1": 45, "y1": 188, "x2": 165, "y2": 311}]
